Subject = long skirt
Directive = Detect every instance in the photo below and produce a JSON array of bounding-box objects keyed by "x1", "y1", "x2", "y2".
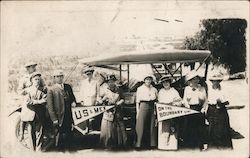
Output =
[
  {"x1": 207, "y1": 105, "x2": 233, "y2": 149},
  {"x1": 100, "y1": 117, "x2": 127, "y2": 148},
  {"x1": 182, "y1": 104, "x2": 205, "y2": 149},
  {"x1": 158, "y1": 119, "x2": 178, "y2": 150},
  {"x1": 135, "y1": 102, "x2": 157, "y2": 148}
]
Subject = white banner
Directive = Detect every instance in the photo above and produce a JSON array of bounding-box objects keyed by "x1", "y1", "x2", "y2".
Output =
[
  {"x1": 72, "y1": 105, "x2": 114, "y2": 125},
  {"x1": 156, "y1": 103, "x2": 199, "y2": 122}
]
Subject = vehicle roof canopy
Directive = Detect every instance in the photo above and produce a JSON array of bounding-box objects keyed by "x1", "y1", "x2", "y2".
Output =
[{"x1": 79, "y1": 49, "x2": 211, "y2": 66}]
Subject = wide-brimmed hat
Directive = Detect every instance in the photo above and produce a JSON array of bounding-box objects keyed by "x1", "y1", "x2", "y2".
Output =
[
  {"x1": 159, "y1": 75, "x2": 173, "y2": 83},
  {"x1": 53, "y1": 70, "x2": 64, "y2": 77},
  {"x1": 185, "y1": 70, "x2": 202, "y2": 82},
  {"x1": 82, "y1": 66, "x2": 94, "y2": 74},
  {"x1": 209, "y1": 73, "x2": 224, "y2": 81},
  {"x1": 144, "y1": 75, "x2": 154, "y2": 81},
  {"x1": 25, "y1": 62, "x2": 37, "y2": 68},
  {"x1": 30, "y1": 72, "x2": 41, "y2": 81}
]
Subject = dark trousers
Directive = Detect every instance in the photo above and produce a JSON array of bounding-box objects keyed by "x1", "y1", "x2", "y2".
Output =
[{"x1": 135, "y1": 102, "x2": 157, "y2": 148}]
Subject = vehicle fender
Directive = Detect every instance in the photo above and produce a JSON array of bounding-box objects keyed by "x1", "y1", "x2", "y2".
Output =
[{"x1": 8, "y1": 107, "x2": 21, "y2": 117}]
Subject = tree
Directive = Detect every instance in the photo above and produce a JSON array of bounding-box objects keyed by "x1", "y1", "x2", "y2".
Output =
[{"x1": 182, "y1": 19, "x2": 247, "y2": 74}]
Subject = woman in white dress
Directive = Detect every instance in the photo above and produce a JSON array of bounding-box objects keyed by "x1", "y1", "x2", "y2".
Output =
[{"x1": 158, "y1": 76, "x2": 182, "y2": 150}]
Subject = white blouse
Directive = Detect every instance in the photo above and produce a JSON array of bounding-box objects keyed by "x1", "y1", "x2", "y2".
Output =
[
  {"x1": 207, "y1": 87, "x2": 226, "y2": 104},
  {"x1": 136, "y1": 84, "x2": 158, "y2": 103},
  {"x1": 183, "y1": 85, "x2": 207, "y2": 108},
  {"x1": 158, "y1": 88, "x2": 181, "y2": 105}
]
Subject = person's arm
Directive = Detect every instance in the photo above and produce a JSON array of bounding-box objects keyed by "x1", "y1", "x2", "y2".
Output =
[
  {"x1": 183, "y1": 87, "x2": 190, "y2": 108},
  {"x1": 67, "y1": 84, "x2": 76, "y2": 103},
  {"x1": 46, "y1": 88, "x2": 58, "y2": 124},
  {"x1": 78, "y1": 81, "x2": 85, "y2": 105},
  {"x1": 96, "y1": 81, "x2": 101, "y2": 102},
  {"x1": 136, "y1": 88, "x2": 141, "y2": 119},
  {"x1": 173, "y1": 89, "x2": 182, "y2": 106},
  {"x1": 32, "y1": 93, "x2": 47, "y2": 105},
  {"x1": 201, "y1": 88, "x2": 208, "y2": 114},
  {"x1": 17, "y1": 78, "x2": 26, "y2": 95}
]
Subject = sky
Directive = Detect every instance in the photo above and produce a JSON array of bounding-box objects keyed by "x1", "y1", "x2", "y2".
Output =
[{"x1": 1, "y1": 1, "x2": 249, "y2": 58}]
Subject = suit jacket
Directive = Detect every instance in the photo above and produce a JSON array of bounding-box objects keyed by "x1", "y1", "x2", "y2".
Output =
[{"x1": 46, "y1": 83, "x2": 76, "y2": 126}]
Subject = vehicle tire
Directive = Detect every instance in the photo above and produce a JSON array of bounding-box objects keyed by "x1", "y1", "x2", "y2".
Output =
[{"x1": 11, "y1": 112, "x2": 32, "y2": 150}]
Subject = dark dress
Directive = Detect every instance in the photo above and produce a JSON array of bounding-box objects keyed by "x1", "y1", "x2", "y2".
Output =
[
  {"x1": 207, "y1": 88, "x2": 233, "y2": 149},
  {"x1": 182, "y1": 86, "x2": 207, "y2": 149}
]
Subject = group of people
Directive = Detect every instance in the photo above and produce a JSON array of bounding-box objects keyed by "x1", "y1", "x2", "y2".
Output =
[
  {"x1": 135, "y1": 71, "x2": 233, "y2": 150},
  {"x1": 17, "y1": 63, "x2": 128, "y2": 151},
  {"x1": 17, "y1": 61, "x2": 233, "y2": 152},
  {"x1": 18, "y1": 62, "x2": 77, "y2": 151}
]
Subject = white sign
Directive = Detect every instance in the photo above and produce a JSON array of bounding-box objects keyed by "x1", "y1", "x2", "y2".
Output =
[
  {"x1": 72, "y1": 106, "x2": 114, "y2": 125},
  {"x1": 156, "y1": 103, "x2": 199, "y2": 122}
]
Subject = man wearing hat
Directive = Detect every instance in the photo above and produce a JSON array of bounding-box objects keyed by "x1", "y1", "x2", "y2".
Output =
[
  {"x1": 46, "y1": 70, "x2": 76, "y2": 150},
  {"x1": 17, "y1": 62, "x2": 46, "y2": 95},
  {"x1": 19, "y1": 72, "x2": 47, "y2": 151},
  {"x1": 79, "y1": 66, "x2": 101, "y2": 132},
  {"x1": 135, "y1": 75, "x2": 158, "y2": 149}
]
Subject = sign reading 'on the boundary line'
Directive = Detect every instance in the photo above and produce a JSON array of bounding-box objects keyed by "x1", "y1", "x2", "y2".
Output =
[
  {"x1": 72, "y1": 106, "x2": 114, "y2": 125},
  {"x1": 156, "y1": 103, "x2": 199, "y2": 122}
]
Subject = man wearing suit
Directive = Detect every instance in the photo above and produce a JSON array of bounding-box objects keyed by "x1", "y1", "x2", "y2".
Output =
[{"x1": 46, "y1": 70, "x2": 76, "y2": 150}]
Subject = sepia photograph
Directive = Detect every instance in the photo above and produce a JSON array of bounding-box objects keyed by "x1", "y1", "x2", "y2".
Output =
[{"x1": 0, "y1": 1, "x2": 249, "y2": 158}]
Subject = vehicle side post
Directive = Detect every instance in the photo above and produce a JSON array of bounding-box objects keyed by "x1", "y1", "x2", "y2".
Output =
[
  {"x1": 127, "y1": 64, "x2": 130, "y2": 92},
  {"x1": 204, "y1": 63, "x2": 209, "y2": 81},
  {"x1": 119, "y1": 65, "x2": 122, "y2": 80}
]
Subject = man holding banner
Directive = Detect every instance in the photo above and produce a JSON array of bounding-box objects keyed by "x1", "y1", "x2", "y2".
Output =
[{"x1": 78, "y1": 66, "x2": 101, "y2": 133}]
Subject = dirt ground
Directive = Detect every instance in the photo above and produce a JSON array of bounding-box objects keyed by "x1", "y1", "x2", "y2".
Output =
[{"x1": 1, "y1": 79, "x2": 249, "y2": 158}]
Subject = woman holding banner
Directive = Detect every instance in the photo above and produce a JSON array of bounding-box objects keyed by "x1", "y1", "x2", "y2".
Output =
[
  {"x1": 183, "y1": 71, "x2": 208, "y2": 150},
  {"x1": 99, "y1": 75, "x2": 127, "y2": 149},
  {"x1": 158, "y1": 76, "x2": 182, "y2": 150}
]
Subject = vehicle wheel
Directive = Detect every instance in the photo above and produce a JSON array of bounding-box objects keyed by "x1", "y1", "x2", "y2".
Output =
[{"x1": 15, "y1": 117, "x2": 32, "y2": 149}]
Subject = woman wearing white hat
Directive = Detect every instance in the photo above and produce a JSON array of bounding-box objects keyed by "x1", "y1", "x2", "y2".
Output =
[
  {"x1": 135, "y1": 75, "x2": 158, "y2": 149},
  {"x1": 207, "y1": 74, "x2": 233, "y2": 149},
  {"x1": 182, "y1": 71, "x2": 208, "y2": 150},
  {"x1": 158, "y1": 76, "x2": 182, "y2": 150}
]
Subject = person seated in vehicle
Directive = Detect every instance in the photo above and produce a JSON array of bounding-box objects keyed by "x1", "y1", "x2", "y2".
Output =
[
  {"x1": 19, "y1": 72, "x2": 47, "y2": 151},
  {"x1": 98, "y1": 74, "x2": 127, "y2": 149}
]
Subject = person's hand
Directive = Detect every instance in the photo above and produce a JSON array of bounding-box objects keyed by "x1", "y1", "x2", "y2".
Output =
[
  {"x1": 27, "y1": 99, "x2": 33, "y2": 105},
  {"x1": 201, "y1": 107, "x2": 207, "y2": 114},
  {"x1": 97, "y1": 99, "x2": 103, "y2": 105},
  {"x1": 71, "y1": 102, "x2": 76, "y2": 107},
  {"x1": 53, "y1": 120, "x2": 59, "y2": 133},
  {"x1": 80, "y1": 101, "x2": 84, "y2": 106},
  {"x1": 53, "y1": 120, "x2": 59, "y2": 126}
]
